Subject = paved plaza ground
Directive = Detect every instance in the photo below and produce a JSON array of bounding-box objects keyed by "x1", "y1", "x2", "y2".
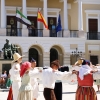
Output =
[{"x1": 0, "y1": 83, "x2": 100, "y2": 100}]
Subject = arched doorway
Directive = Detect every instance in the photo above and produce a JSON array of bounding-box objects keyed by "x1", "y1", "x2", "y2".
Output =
[
  {"x1": 29, "y1": 48, "x2": 38, "y2": 67},
  {"x1": 50, "y1": 45, "x2": 64, "y2": 65},
  {"x1": 50, "y1": 48, "x2": 58, "y2": 63}
]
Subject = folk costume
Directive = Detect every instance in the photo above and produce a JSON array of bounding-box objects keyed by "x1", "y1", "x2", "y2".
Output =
[
  {"x1": 72, "y1": 60, "x2": 100, "y2": 100},
  {"x1": 17, "y1": 62, "x2": 33, "y2": 100},
  {"x1": 30, "y1": 58, "x2": 39, "y2": 100},
  {"x1": 29, "y1": 60, "x2": 72, "y2": 100},
  {"x1": 7, "y1": 86, "x2": 13, "y2": 100},
  {"x1": 9, "y1": 53, "x2": 23, "y2": 100}
]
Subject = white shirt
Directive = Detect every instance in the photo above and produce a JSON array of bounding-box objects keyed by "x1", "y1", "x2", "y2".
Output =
[
  {"x1": 29, "y1": 68, "x2": 71, "y2": 89},
  {"x1": 30, "y1": 67, "x2": 39, "y2": 86},
  {"x1": 1, "y1": 73, "x2": 7, "y2": 78},
  {"x1": 9, "y1": 63, "x2": 21, "y2": 82}
]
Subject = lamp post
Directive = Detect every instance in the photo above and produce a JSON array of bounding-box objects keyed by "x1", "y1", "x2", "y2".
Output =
[{"x1": 71, "y1": 48, "x2": 82, "y2": 62}]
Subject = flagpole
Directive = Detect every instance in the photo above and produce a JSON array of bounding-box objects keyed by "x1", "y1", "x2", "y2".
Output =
[
  {"x1": 37, "y1": 8, "x2": 40, "y2": 36},
  {"x1": 37, "y1": 8, "x2": 40, "y2": 30}
]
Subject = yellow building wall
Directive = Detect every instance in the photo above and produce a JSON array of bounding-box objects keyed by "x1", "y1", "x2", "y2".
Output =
[
  {"x1": 68, "y1": 3, "x2": 78, "y2": 30},
  {"x1": 85, "y1": 40, "x2": 100, "y2": 64},
  {"x1": 5, "y1": 0, "x2": 22, "y2": 6},
  {"x1": 83, "y1": 4, "x2": 100, "y2": 32}
]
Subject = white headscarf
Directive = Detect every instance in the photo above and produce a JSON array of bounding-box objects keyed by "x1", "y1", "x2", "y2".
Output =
[{"x1": 79, "y1": 65, "x2": 92, "y2": 80}]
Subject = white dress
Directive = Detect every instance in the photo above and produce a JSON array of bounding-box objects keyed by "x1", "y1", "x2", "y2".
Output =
[
  {"x1": 17, "y1": 73, "x2": 33, "y2": 100},
  {"x1": 30, "y1": 68, "x2": 39, "y2": 99},
  {"x1": 9, "y1": 63, "x2": 21, "y2": 100}
]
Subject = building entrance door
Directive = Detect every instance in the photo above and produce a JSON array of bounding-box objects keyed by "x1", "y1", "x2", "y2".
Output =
[
  {"x1": 88, "y1": 19, "x2": 98, "y2": 39},
  {"x1": 27, "y1": 16, "x2": 38, "y2": 36},
  {"x1": 7, "y1": 16, "x2": 17, "y2": 36},
  {"x1": 48, "y1": 17, "x2": 57, "y2": 37},
  {"x1": 90, "y1": 55, "x2": 98, "y2": 65}
]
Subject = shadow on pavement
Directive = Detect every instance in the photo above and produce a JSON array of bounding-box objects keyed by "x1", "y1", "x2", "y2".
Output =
[{"x1": 63, "y1": 92, "x2": 76, "y2": 94}]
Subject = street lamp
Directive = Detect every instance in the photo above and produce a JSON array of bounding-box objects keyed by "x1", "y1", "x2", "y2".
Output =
[{"x1": 71, "y1": 48, "x2": 82, "y2": 61}]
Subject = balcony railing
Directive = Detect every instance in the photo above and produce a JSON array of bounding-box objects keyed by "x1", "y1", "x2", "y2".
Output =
[
  {"x1": 70, "y1": 30, "x2": 78, "y2": 37},
  {"x1": 6, "y1": 28, "x2": 82, "y2": 38},
  {"x1": 28, "y1": 29, "x2": 43, "y2": 37},
  {"x1": 49, "y1": 29, "x2": 64, "y2": 37},
  {"x1": 6, "y1": 28, "x2": 22, "y2": 36},
  {"x1": 87, "y1": 32, "x2": 100, "y2": 40}
]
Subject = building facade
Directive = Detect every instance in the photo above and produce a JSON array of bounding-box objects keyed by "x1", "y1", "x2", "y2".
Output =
[{"x1": 0, "y1": 0, "x2": 100, "y2": 73}]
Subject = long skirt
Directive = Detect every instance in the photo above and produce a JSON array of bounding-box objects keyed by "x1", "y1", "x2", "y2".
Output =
[
  {"x1": 12, "y1": 81, "x2": 21, "y2": 100},
  {"x1": 43, "y1": 88, "x2": 56, "y2": 100},
  {"x1": 32, "y1": 82, "x2": 39, "y2": 99},
  {"x1": 76, "y1": 86, "x2": 97, "y2": 100},
  {"x1": 54, "y1": 82, "x2": 62, "y2": 100},
  {"x1": 7, "y1": 86, "x2": 13, "y2": 100},
  {"x1": 17, "y1": 90, "x2": 33, "y2": 100}
]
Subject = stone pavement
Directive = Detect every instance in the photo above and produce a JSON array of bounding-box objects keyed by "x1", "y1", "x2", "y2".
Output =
[{"x1": 0, "y1": 83, "x2": 100, "y2": 100}]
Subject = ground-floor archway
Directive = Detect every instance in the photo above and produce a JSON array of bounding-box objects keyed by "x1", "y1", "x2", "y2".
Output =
[
  {"x1": 50, "y1": 48, "x2": 58, "y2": 63},
  {"x1": 50, "y1": 45, "x2": 64, "y2": 65},
  {"x1": 28, "y1": 45, "x2": 43, "y2": 67},
  {"x1": 29, "y1": 48, "x2": 39, "y2": 67}
]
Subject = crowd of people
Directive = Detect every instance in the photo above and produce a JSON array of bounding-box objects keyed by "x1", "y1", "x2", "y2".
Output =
[
  {"x1": 6, "y1": 53, "x2": 100, "y2": 100},
  {"x1": 0, "y1": 70, "x2": 12, "y2": 88}
]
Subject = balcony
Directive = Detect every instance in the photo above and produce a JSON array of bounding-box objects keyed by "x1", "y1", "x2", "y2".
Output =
[
  {"x1": 6, "y1": 28, "x2": 22, "y2": 36},
  {"x1": 28, "y1": 29, "x2": 43, "y2": 37},
  {"x1": 49, "y1": 29, "x2": 64, "y2": 37},
  {"x1": 70, "y1": 30, "x2": 78, "y2": 37},
  {"x1": 6, "y1": 28, "x2": 84, "y2": 38},
  {"x1": 87, "y1": 32, "x2": 100, "y2": 40}
]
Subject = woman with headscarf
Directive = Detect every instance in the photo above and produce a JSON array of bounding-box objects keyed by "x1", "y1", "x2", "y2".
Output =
[
  {"x1": 17, "y1": 61, "x2": 33, "y2": 100},
  {"x1": 72, "y1": 59, "x2": 100, "y2": 100}
]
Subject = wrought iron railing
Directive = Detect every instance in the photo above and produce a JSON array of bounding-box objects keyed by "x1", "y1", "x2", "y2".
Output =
[
  {"x1": 6, "y1": 28, "x2": 22, "y2": 36},
  {"x1": 49, "y1": 29, "x2": 64, "y2": 37},
  {"x1": 87, "y1": 32, "x2": 100, "y2": 40},
  {"x1": 28, "y1": 29, "x2": 43, "y2": 37}
]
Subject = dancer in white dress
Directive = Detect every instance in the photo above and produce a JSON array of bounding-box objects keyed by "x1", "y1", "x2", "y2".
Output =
[
  {"x1": 30, "y1": 58, "x2": 39, "y2": 100},
  {"x1": 9, "y1": 53, "x2": 23, "y2": 100}
]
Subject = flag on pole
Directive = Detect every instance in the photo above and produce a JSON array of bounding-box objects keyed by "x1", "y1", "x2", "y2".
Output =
[
  {"x1": 16, "y1": 9, "x2": 31, "y2": 26},
  {"x1": 37, "y1": 11, "x2": 48, "y2": 29},
  {"x1": 56, "y1": 14, "x2": 62, "y2": 33}
]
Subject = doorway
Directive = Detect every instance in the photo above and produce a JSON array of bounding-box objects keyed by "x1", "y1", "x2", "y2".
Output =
[
  {"x1": 48, "y1": 17, "x2": 57, "y2": 37},
  {"x1": 29, "y1": 48, "x2": 39, "y2": 67},
  {"x1": 50, "y1": 48, "x2": 58, "y2": 63},
  {"x1": 27, "y1": 16, "x2": 38, "y2": 36},
  {"x1": 88, "y1": 19, "x2": 98, "y2": 39},
  {"x1": 7, "y1": 16, "x2": 17, "y2": 36},
  {"x1": 90, "y1": 55, "x2": 98, "y2": 65}
]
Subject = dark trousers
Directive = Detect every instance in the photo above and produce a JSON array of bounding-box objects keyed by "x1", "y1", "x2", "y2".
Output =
[
  {"x1": 43, "y1": 88, "x2": 56, "y2": 100},
  {"x1": 54, "y1": 82, "x2": 62, "y2": 100}
]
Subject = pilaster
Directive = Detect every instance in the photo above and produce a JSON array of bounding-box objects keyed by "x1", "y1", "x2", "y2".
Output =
[{"x1": 43, "y1": 52, "x2": 50, "y2": 66}]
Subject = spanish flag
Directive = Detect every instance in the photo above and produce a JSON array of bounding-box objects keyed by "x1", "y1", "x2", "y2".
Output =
[{"x1": 37, "y1": 11, "x2": 48, "y2": 29}]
